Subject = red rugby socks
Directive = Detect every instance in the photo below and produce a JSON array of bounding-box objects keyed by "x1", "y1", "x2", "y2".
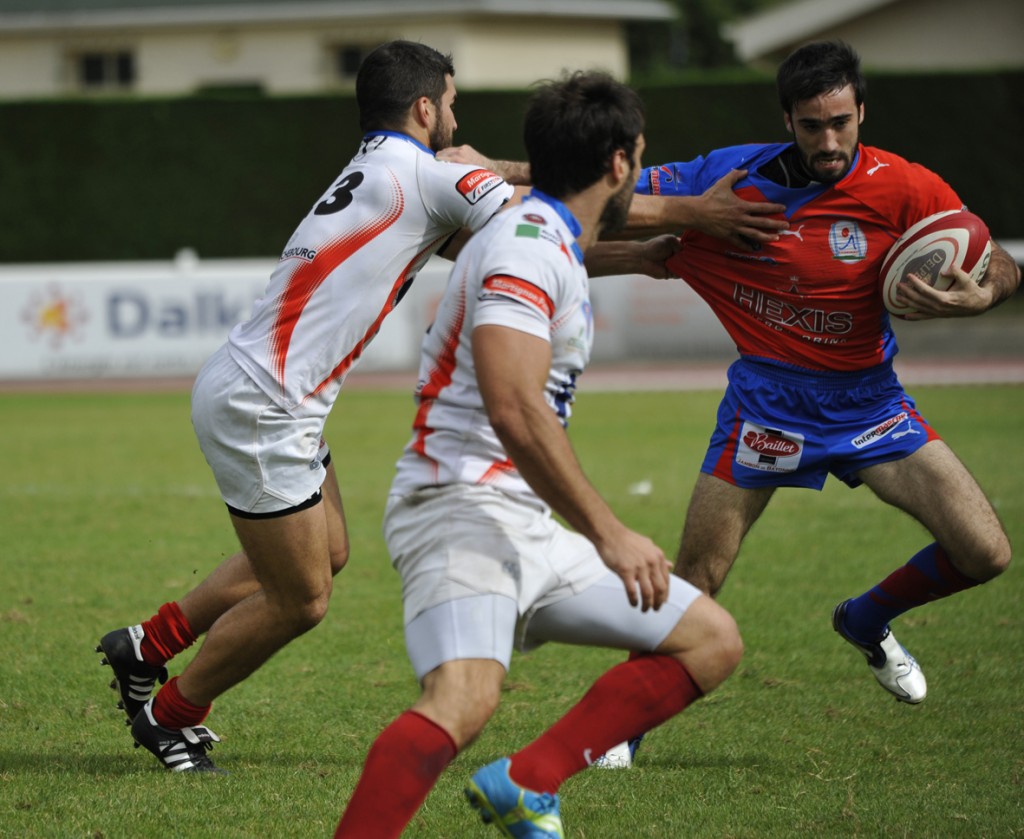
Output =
[
  {"x1": 139, "y1": 601, "x2": 196, "y2": 666},
  {"x1": 335, "y1": 711, "x2": 457, "y2": 839},
  {"x1": 508, "y1": 653, "x2": 702, "y2": 793},
  {"x1": 151, "y1": 676, "x2": 211, "y2": 729}
]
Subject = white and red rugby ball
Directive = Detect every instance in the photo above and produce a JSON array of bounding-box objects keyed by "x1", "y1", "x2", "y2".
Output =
[{"x1": 879, "y1": 209, "x2": 992, "y2": 317}]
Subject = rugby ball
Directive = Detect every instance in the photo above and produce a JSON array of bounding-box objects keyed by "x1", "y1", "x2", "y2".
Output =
[{"x1": 879, "y1": 209, "x2": 991, "y2": 317}]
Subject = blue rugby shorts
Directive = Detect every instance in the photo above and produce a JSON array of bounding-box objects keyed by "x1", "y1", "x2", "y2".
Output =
[{"x1": 702, "y1": 358, "x2": 940, "y2": 490}]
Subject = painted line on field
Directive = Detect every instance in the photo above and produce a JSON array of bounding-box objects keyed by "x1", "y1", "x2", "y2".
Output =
[{"x1": 1, "y1": 358, "x2": 1022, "y2": 394}]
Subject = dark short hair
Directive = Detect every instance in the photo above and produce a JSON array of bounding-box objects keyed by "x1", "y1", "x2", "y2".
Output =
[
  {"x1": 776, "y1": 40, "x2": 866, "y2": 114},
  {"x1": 356, "y1": 40, "x2": 455, "y2": 133},
  {"x1": 524, "y1": 71, "x2": 645, "y2": 199}
]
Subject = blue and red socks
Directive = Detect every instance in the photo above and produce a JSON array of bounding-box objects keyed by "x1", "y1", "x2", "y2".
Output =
[{"x1": 842, "y1": 543, "x2": 979, "y2": 641}]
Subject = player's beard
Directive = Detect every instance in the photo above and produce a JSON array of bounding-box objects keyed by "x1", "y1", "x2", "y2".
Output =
[
  {"x1": 428, "y1": 110, "x2": 453, "y2": 152},
  {"x1": 598, "y1": 175, "x2": 635, "y2": 234},
  {"x1": 807, "y1": 151, "x2": 852, "y2": 183},
  {"x1": 803, "y1": 126, "x2": 858, "y2": 184}
]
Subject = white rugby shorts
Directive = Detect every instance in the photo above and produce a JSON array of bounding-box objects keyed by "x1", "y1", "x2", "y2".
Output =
[
  {"x1": 191, "y1": 344, "x2": 329, "y2": 515},
  {"x1": 383, "y1": 483, "x2": 701, "y2": 680}
]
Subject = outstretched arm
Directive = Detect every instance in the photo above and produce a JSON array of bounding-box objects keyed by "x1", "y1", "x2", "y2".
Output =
[
  {"x1": 440, "y1": 147, "x2": 787, "y2": 250},
  {"x1": 898, "y1": 242, "x2": 1021, "y2": 319},
  {"x1": 584, "y1": 234, "x2": 681, "y2": 279}
]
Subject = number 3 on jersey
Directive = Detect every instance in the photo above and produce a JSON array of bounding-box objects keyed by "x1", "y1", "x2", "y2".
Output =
[{"x1": 315, "y1": 172, "x2": 364, "y2": 215}]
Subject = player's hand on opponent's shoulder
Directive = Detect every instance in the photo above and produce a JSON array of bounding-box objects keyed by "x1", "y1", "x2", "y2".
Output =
[
  {"x1": 594, "y1": 523, "x2": 672, "y2": 613},
  {"x1": 897, "y1": 265, "x2": 994, "y2": 320},
  {"x1": 699, "y1": 169, "x2": 788, "y2": 251},
  {"x1": 436, "y1": 144, "x2": 494, "y2": 168},
  {"x1": 437, "y1": 145, "x2": 531, "y2": 185}
]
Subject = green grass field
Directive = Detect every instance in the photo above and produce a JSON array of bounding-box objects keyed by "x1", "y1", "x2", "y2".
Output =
[{"x1": 1, "y1": 384, "x2": 1022, "y2": 838}]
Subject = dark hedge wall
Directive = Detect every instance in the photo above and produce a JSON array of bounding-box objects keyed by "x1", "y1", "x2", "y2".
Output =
[{"x1": 1, "y1": 70, "x2": 1019, "y2": 263}]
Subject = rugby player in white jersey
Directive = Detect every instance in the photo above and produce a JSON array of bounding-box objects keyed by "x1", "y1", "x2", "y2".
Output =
[
  {"x1": 334, "y1": 71, "x2": 742, "y2": 839},
  {"x1": 96, "y1": 39, "x2": 524, "y2": 773}
]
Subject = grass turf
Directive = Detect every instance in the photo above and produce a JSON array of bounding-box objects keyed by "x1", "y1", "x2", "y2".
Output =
[{"x1": 1, "y1": 385, "x2": 1021, "y2": 837}]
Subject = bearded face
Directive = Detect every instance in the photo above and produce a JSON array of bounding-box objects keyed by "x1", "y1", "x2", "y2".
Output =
[{"x1": 786, "y1": 84, "x2": 863, "y2": 185}]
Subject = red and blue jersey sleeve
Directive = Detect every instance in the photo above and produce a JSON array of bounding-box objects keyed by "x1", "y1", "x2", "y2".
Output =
[{"x1": 638, "y1": 144, "x2": 788, "y2": 199}]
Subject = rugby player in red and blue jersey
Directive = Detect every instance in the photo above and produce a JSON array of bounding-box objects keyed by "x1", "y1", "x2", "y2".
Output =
[{"x1": 633, "y1": 40, "x2": 1019, "y2": 717}]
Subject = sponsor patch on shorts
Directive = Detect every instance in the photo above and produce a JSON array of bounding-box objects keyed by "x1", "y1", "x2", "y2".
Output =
[
  {"x1": 851, "y1": 411, "x2": 919, "y2": 449},
  {"x1": 736, "y1": 422, "x2": 804, "y2": 473},
  {"x1": 456, "y1": 168, "x2": 504, "y2": 205}
]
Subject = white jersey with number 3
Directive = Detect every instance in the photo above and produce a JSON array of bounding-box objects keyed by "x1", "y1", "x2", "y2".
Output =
[
  {"x1": 226, "y1": 131, "x2": 513, "y2": 419},
  {"x1": 391, "y1": 191, "x2": 595, "y2": 504}
]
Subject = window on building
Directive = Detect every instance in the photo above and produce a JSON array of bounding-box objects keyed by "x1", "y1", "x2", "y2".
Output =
[
  {"x1": 74, "y1": 50, "x2": 136, "y2": 91},
  {"x1": 334, "y1": 45, "x2": 370, "y2": 82}
]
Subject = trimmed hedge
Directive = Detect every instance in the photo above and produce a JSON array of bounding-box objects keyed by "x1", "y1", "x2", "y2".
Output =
[{"x1": 1, "y1": 70, "x2": 1019, "y2": 262}]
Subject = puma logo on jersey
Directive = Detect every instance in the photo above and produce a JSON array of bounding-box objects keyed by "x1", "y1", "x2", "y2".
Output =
[
  {"x1": 867, "y1": 157, "x2": 890, "y2": 176},
  {"x1": 892, "y1": 425, "x2": 920, "y2": 441},
  {"x1": 779, "y1": 224, "x2": 806, "y2": 241}
]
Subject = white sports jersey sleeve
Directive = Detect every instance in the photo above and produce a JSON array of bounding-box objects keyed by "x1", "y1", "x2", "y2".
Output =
[
  {"x1": 225, "y1": 131, "x2": 513, "y2": 419},
  {"x1": 390, "y1": 192, "x2": 595, "y2": 504}
]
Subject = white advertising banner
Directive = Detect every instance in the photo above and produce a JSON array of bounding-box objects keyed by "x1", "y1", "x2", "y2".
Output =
[
  {"x1": 1, "y1": 254, "x2": 734, "y2": 382},
  {"x1": 2, "y1": 257, "x2": 270, "y2": 380}
]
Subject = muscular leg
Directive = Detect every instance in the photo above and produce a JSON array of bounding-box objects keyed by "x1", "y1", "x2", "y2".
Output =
[
  {"x1": 101, "y1": 463, "x2": 350, "y2": 726},
  {"x1": 841, "y1": 440, "x2": 1010, "y2": 645},
  {"x1": 178, "y1": 461, "x2": 350, "y2": 637},
  {"x1": 511, "y1": 584, "x2": 742, "y2": 792},
  {"x1": 859, "y1": 439, "x2": 1010, "y2": 581},
  {"x1": 675, "y1": 472, "x2": 775, "y2": 596},
  {"x1": 413, "y1": 659, "x2": 506, "y2": 749},
  {"x1": 173, "y1": 498, "x2": 338, "y2": 707},
  {"x1": 655, "y1": 594, "x2": 743, "y2": 692},
  {"x1": 828, "y1": 439, "x2": 1011, "y2": 704}
]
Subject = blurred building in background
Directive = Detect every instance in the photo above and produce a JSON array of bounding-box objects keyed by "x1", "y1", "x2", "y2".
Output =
[
  {"x1": 725, "y1": 0, "x2": 1024, "y2": 71},
  {"x1": 2, "y1": 0, "x2": 1020, "y2": 385},
  {"x1": 0, "y1": 0, "x2": 674, "y2": 98},
  {"x1": 3, "y1": 0, "x2": 1018, "y2": 100}
]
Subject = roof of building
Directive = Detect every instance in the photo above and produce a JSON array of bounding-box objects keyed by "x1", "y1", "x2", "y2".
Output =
[
  {"x1": 723, "y1": 0, "x2": 900, "y2": 62},
  {"x1": 0, "y1": 0, "x2": 676, "y2": 26}
]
